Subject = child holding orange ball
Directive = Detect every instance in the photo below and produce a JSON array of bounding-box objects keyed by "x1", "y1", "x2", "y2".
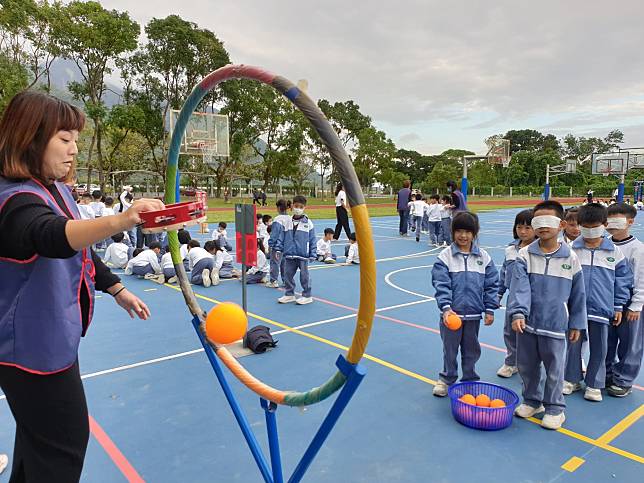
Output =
[
  {"x1": 431, "y1": 211, "x2": 500, "y2": 397},
  {"x1": 497, "y1": 209, "x2": 536, "y2": 378}
]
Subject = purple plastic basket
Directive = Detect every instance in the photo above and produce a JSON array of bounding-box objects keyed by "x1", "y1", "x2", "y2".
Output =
[{"x1": 447, "y1": 381, "x2": 520, "y2": 431}]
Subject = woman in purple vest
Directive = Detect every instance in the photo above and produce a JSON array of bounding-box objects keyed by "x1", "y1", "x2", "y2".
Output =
[
  {"x1": 447, "y1": 180, "x2": 467, "y2": 213},
  {"x1": 0, "y1": 91, "x2": 164, "y2": 482},
  {"x1": 397, "y1": 179, "x2": 412, "y2": 235}
]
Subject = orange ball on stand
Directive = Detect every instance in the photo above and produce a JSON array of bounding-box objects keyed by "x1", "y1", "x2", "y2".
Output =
[{"x1": 205, "y1": 302, "x2": 248, "y2": 344}]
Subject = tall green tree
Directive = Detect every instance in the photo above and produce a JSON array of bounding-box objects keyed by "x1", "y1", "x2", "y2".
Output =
[
  {"x1": 0, "y1": 51, "x2": 28, "y2": 110},
  {"x1": 54, "y1": 0, "x2": 139, "y2": 188},
  {"x1": 354, "y1": 126, "x2": 396, "y2": 189}
]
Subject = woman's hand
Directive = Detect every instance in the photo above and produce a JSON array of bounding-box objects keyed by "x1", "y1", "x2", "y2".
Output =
[
  {"x1": 123, "y1": 198, "x2": 165, "y2": 227},
  {"x1": 112, "y1": 287, "x2": 151, "y2": 320}
]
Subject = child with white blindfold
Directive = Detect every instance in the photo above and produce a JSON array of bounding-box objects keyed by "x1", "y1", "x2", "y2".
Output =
[
  {"x1": 564, "y1": 203, "x2": 633, "y2": 403},
  {"x1": 604, "y1": 202, "x2": 644, "y2": 397},
  {"x1": 508, "y1": 200, "x2": 587, "y2": 430}
]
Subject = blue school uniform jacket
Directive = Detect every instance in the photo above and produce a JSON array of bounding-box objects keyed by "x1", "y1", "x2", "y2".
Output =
[
  {"x1": 268, "y1": 213, "x2": 290, "y2": 250},
  {"x1": 431, "y1": 243, "x2": 500, "y2": 320},
  {"x1": 571, "y1": 237, "x2": 633, "y2": 324},
  {"x1": 275, "y1": 215, "x2": 317, "y2": 260},
  {"x1": 498, "y1": 240, "x2": 521, "y2": 300},
  {"x1": 508, "y1": 240, "x2": 587, "y2": 339}
]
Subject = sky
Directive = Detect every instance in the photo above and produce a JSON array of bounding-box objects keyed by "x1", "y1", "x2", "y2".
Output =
[{"x1": 100, "y1": 0, "x2": 644, "y2": 155}]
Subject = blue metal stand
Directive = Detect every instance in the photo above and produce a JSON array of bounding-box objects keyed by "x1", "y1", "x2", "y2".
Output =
[
  {"x1": 189, "y1": 315, "x2": 367, "y2": 483},
  {"x1": 543, "y1": 182, "x2": 550, "y2": 201},
  {"x1": 461, "y1": 176, "x2": 468, "y2": 203},
  {"x1": 618, "y1": 178, "x2": 625, "y2": 203}
]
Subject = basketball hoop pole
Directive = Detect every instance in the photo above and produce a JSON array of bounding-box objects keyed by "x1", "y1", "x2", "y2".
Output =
[
  {"x1": 544, "y1": 164, "x2": 551, "y2": 201},
  {"x1": 618, "y1": 174, "x2": 625, "y2": 203},
  {"x1": 461, "y1": 157, "x2": 469, "y2": 202}
]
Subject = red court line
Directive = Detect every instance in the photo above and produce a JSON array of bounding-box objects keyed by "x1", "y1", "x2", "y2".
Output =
[{"x1": 89, "y1": 415, "x2": 145, "y2": 483}]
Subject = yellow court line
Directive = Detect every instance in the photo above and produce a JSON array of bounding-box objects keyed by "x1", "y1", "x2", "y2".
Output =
[
  {"x1": 595, "y1": 404, "x2": 644, "y2": 446},
  {"x1": 162, "y1": 284, "x2": 642, "y2": 465},
  {"x1": 561, "y1": 456, "x2": 585, "y2": 472}
]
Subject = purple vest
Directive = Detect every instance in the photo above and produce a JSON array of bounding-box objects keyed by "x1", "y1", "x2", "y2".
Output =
[
  {"x1": 453, "y1": 189, "x2": 467, "y2": 212},
  {"x1": 0, "y1": 177, "x2": 95, "y2": 374}
]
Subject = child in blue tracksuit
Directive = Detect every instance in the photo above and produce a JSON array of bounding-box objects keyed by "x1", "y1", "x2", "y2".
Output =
[
  {"x1": 275, "y1": 195, "x2": 316, "y2": 305},
  {"x1": 497, "y1": 209, "x2": 536, "y2": 378},
  {"x1": 564, "y1": 203, "x2": 633, "y2": 402},
  {"x1": 508, "y1": 200, "x2": 587, "y2": 430},
  {"x1": 266, "y1": 198, "x2": 290, "y2": 288},
  {"x1": 605, "y1": 202, "x2": 644, "y2": 397},
  {"x1": 431, "y1": 211, "x2": 499, "y2": 397}
]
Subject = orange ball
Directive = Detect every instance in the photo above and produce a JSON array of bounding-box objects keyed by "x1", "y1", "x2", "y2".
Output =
[
  {"x1": 475, "y1": 393, "x2": 491, "y2": 407},
  {"x1": 205, "y1": 302, "x2": 248, "y2": 344},
  {"x1": 445, "y1": 313, "x2": 462, "y2": 331},
  {"x1": 490, "y1": 399, "x2": 506, "y2": 408},
  {"x1": 459, "y1": 393, "x2": 477, "y2": 406}
]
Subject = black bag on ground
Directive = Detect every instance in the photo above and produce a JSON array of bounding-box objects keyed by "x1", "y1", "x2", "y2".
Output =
[{"x1": 243, "y1": 325, "x2": 278, "y2": 354}]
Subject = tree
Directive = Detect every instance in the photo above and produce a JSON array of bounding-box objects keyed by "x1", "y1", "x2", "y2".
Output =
[
  {"x1": 353, "y1": 127, "x2": 396, "y2": 189},
  {"x1": 502, "y1": 129, "x2": 560, "y2": 154},
  {"x1": 53, "y1": 1, "x2": 139, "y2": 189},
  {"x1": 425, "y1": 160, "x2": 461, "y2": 192},
  {"x1": 562, "y1": 130, "x2": 624, "y2": 159},
  {"x1": 0, "y1": 52, "x2": 28, "y2": 111},
  {"x1": 392, "y1": 149, "x2": 436, "y2": 185}
]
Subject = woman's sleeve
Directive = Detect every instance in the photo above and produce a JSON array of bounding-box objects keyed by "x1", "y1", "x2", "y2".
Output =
[{"x1": 0, "y1": 193, "x2": 76, "y2": 259}]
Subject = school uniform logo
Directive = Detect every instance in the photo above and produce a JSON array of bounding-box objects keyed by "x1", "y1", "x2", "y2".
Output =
[
  {"x1": 606, "y1": 257, "x2": 615, "y2": 263},
  {"x1": 561, "y1": 263, "x2": 572, "y2": 270},
  {"x1": 477, "y1": 260, "x2": 483, "y2": 265}
]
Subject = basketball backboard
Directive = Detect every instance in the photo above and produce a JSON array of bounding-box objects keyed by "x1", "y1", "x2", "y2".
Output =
[
  {"x1": 485, "y1": 136, "x2": 511, "y2": 167},
  {"x1": 626, "y1": 148, "x2": 644, "y2": 170},
  {"x1": 169, "y1": 110, "x2": 230, "y2": 162},
  {"x1": 565, "y1": 158, "x2": 577, "y2": 174},
  {"x1": 591, "y1": 153, "x2": 628, "y2": 176}
]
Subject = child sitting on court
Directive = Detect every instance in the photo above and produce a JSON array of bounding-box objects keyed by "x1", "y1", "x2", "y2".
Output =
[
  {"x1": 508, "y1": 200, "x2": 586, "y2": 430},
  {"x1": 178, "y1": 229, "x2": 192, "y2": 271},
  {"x1": 260, "y1": 214, "x2": 272, "y2": 252},
  {"x1": 316, "y1": 228, "x2": 336, "y2": 263},
  {"x1": 497, "y1": 209, "x2": 536, "y2": 378},
  {"x1": 160, "y1": 246, "x2": 178, "y2": 284},
  {"x1": 77, "y1": 193, "x2": 95, "y2": 220},
  {"x1": 605, "y1": 202, "x2": 644, "y2": 397},
  {"x1": 125, "y1": 242, "x2": 164, "y2": 284},
  {"x1": 211, "y1": 221, "x2": 233, "y2": 251},
  {"x1": 431, "y1": 211, "x2": 499, "y2": 397},
  {"x1": 187, "y1": 240, "x2": 216, "y2": 287},
  {"x1": 562, "y1": 207, "x2": 580, "y2": 245},
  {"x1": 246, "y1": 239, "x2": 270, "y2": 284},
  {"x1": 564, "y1": 203, "x2": 632, "y2": 402},
  {"x1": 275, "y1": 195, "x2": 316, "y2": 305},
  {"x1": 345, "y1": 232, "x2": 359, "y2": 265},
  {"x1": 103, "y1": 232, "x2": 130, "y2": 269},
  {"x1": 439, "y1": 195, "x2": 452, "y2": 245},
  {"x1": 266, "y1": 198, "x2": 291, "y2": 288},
  {"x1": 89, "y1": 190, "x2": 104, "y2": 218},
  {"x1": 213, "y1": 239, "x2": 240, "y2": 283}
]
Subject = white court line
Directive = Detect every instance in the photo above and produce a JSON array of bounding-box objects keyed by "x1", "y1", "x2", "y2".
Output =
[
  {"x1": 309, "y1": 247, "x2": 441, "y2": 270},
  {"x1": 384, "y1": 265, "x2": 436, "y2": 299},
  {"x1": 0, "y1": 299, "x2": 436, "y2": 402}
]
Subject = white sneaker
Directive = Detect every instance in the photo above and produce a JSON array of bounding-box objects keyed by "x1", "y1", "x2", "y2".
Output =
[
  {"x1": 154, "y1": 274, "x2": 165, "y2": 284},
  {"x1": 496, "y1": 364, "x2": 518, "y2": 378},
  {"x1": 265, "y1": 280, "x2": 279, "y2": 288},
  {"x1": 143, "y1": 273, "x2": 157, "y2": 280},
  {"x1": 278, "y1": 295, "x2": 296, "y2": 304},
  {"x1": 432, "y1": 379, "x2": 449, "y2": 397},
  {"x1": 0, "y1": 454, "x2": 7, "y2": 474},
  {"x1": 514, "y1": 403, "x2": 545, "y2": 418},
  {"x1": 210, "y1": 270, "x2": 220, "y2": 286},
  {"x1": 202, "y1": 269, "x2": 211, "y2": 287},
  {"x1": 562, "y1": 381, "x2": 582, "y2": 395},
  {"x1": 584, "y1": 387, "x2": 603, "y2": 402},
  {"x1": 296, "y1": 296, "x2": 313, "y2": 305},
  {"x1": 167, "y1": 276, "x2": 178, "y2": 284},
  {"x1": 541, "y1": 412, "x2": 566, "y2": 430}
]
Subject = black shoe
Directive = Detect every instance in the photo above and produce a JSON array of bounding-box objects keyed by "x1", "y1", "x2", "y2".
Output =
[
  {"x1": 416, "y1": 237, "x2": 420, "y2": 242},
  {"x1": 606, "y1": 384, "x2": 632, "y2": 397}
]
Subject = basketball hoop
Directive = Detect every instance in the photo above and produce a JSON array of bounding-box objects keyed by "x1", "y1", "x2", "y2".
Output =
[
  {"x1": 488, "y1": 155, "x2": 511, "y2": 168},
  {"x1": 485, "y1": 136, "x2": 511, "y2": 168},
  {"x1": 199, "y1": 141, "x2": 218, "y2": 166}
]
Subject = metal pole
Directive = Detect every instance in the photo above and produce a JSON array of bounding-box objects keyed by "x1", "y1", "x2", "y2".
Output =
[
  {"x1": 618, "y1": 174, "x2": 625, "y2": 203},
  {"x1": 461, "y1": 157, "x2": 468, "y2": 202},
  {"x1": 260, "y1": 399, "x2": 284, "y2": 483},
  {"x1": 544, "y1": 164, "x2": 551, "y2": 200}
]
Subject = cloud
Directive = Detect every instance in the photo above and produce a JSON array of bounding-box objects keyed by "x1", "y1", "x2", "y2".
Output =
[{"x1": 100, "y1": 0, "x2": 644, "y2": 150}]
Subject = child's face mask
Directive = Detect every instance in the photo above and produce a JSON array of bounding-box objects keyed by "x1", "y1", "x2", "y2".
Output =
[
  {"x1": 580, "y1": 225, "x2": 605, "y2": 239},
  {"x1": 607, "y1": 217, "x2": 628, "y2": 230},
  {"x1": 293, "y1": 207, "x2": 305, "y2": 216}
]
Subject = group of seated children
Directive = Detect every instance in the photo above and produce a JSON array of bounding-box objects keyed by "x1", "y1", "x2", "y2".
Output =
[
  {"x1": 430, "y1": 200, "x2": 642, "y2": 430},
  {"x1": 408, "y1": 193, "x2": 453, "y2": 245}
]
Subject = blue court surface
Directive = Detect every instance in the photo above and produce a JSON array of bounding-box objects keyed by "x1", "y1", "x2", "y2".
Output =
[{"x1": 1, "y1": 207, "x2": 643, "y2": 482}]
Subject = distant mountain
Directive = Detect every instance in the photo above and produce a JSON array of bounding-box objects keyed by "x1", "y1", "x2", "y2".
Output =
[{"x1": 46, "y1": 58, "x2": 123, "y2": 107}]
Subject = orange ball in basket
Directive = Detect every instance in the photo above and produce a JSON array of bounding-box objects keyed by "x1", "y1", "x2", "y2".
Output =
[
  {"x1": 475, "y1": 393, "x2": 491, "y2": 407},
  {"x1": 205, "y1": 302, "x2": 248, "y2": 344},
  {"x1": 490, "y1": 399, "x2": 506, "y2": 408},
  {"x1": 445, "y1": 313, "x2": 462, "y2": 331},
  {"x1": 459, "y1": 394, "x2": 476, "y2": 406}
]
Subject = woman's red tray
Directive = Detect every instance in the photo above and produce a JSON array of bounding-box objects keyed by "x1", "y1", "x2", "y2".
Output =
[{"x1": 139, "y1": 200, "x2": 207, "y2": 234}]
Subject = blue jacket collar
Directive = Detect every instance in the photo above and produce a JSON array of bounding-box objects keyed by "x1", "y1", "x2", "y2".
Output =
[
  {"x1": 527, "y1": 238, "x2": 571, "y2": 258},
  {"x1": 572, "y1": 235, "x2": 614, "y2": 251},
  {"x1": 450, "y1": 241, "x2": 481, "y2": 257}
]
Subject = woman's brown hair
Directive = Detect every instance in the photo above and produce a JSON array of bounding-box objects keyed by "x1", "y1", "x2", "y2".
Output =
[{"x1": 0, "y1": 90, "x2": 85, "y2": 181}]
